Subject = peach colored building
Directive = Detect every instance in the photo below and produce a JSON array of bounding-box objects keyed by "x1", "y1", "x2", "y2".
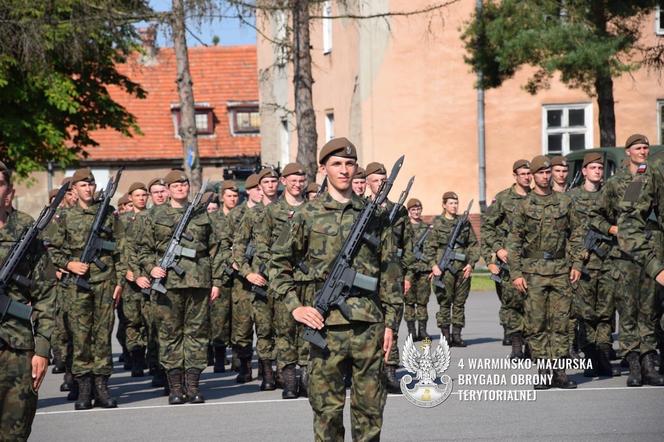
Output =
[{"x1": 257, "y1": 0, "x2": 664, "y2": 216}]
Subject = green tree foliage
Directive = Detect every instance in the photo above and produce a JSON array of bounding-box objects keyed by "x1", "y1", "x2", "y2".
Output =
[
  {"x1": 0, "y1": 1, "x2": 150, "y2": 178},
  {"x1": 462, "y1": 1, "x2": 662, "y2": 147}
]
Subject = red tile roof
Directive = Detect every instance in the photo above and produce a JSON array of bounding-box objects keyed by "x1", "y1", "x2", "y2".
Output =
[{"x1": 86, "y1": 45, "x2": 260, "y2": 162}]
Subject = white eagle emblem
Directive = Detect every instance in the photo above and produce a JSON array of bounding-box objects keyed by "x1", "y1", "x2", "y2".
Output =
[{"x1": 400, "y1": 335, "x2": 453, "y2": 407}]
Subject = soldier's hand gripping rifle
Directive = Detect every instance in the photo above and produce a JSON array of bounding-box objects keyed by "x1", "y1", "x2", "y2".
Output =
[
  {"x1": 489, "y1": 260, "x2": 509, "y2": 283},
  {"x1": 147, "y1": 180, "x2": 209, "y2": 295},
  {"x1": 431, "y1": 199, "x2": 473, "y2": 290},
  {"x1": 303, "y1": 156, "x2": 404, "y2": 350},
  {"x1": 243, "y1": 243, "x2": 269, "y2": 302},
  {"x1": 388, "y1": 176, "x2": 414, "y2": 225},
  {"x1": 583, "y1": 228, "x2": 613, "y2": 260},
  {"x1": 74, "y1": 168, "x2": 123, "y2": 291},
  {"x1": 0, "y1": 186, "x2": 67, "y2": 323},
  {"x1": 413, "y1": 224, "x2": 433, "y2": 261}
]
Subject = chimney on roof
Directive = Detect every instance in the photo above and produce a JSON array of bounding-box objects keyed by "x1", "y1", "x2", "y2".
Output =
[{"x1": 138, "y1": 25, "x2": 158, "y2": 65}]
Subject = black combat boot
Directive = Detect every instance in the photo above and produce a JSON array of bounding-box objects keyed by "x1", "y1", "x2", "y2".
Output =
[
  {"x1": 275, "y1": 364, "x2": 283, "y2": 389},
  {"x1": 130, "y1": 348, "x2": 146, "y2": 378},
  {"x1": 418, "y1": 320, "x2": 431, "y2": 341},
  {"x1": 231, "y1": 349, "x2": 240, "y2": 372},
  {"x1": 94, "y1": 375, "x2": 118, "y2": 408},
  {"x1": 502, "y1": 328, "x2": 512, "y2": 346},
  {"x1": 534, "y1": 365, "x2": 551, "y2": 390},
  {"x1": 509, "y1": 334, "x2": 524, "y2": 360},
  {"x1": 74, "y1": 375, "x2": 93, "y2": 410},
  {"x1": 236, "y1": 356, "x2": 253, "y2": 384},
  {"x1": 384, "y1": 365, "x2": 401, "y2": 394},
  {"x1": 299, "y1": 367, "x2": 309, "y2": 398},
  {"x1": 406, "y1": 321, "x2": 417, "y2": 340},
  {"x1": 67, "y1": 375, "x2": 79, "y2": 401},
  {"x1": 259, "y1": 359, "x2": 276, "y2": 391},
  {"x1": 582, "y1": 345, "x2": 599, "y2": 377},
  {"x1": 207, "y1": 344, "x2": 215, "y2": 367},
  {"x1": 626, "y1": 352, "x2": 643, "y2": 387},
  {"x1": 122, "y1": 348, "x2": 132, "y2": 371},
  {"x1": 552, "y1": 369, "x2": 577, "y2": 389},
  {"x1": 281, "y1": 364, "x2": 298, "y2": 399},
  {"x1": 152, "y1": 368, "x2": 166, "y2": 388},
  {"x1": 51, "y1": 349, "x2": 65, "y2": 374},
  {"x1": 598, "y1": 344, "x2": 619, "y2": 377},
  {"x1": 452, "y1": 326, "x2": 467, "y2": 347},
  {"x1": 441, "y1": 324, "x2": 451, "y2": 344},
  {"x1": 185, "y1": 368, "x2": 205, "y2": 403},
  {"x1": 167, "y1": 369, "x2": 187, "y2": 405},
  {"x1": 60, "y1": 371, "x2": 73, "y2": 392},
  {"x1": 641, "y1": 352, "x2": 664, "y2": 386},
  {"x1": 213, "y1": 346, "x2": 227, "y2": 373},
  {"x1": 524, "y1": 342, "x2": 532, "y2": 360},
  {"x1": 660, "y1": 350, "x2": 664, "y2": 375}
]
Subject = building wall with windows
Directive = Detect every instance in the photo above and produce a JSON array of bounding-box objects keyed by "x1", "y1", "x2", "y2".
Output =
[{"x1": 257, "y1": 0, "x2": 664, "y2": 215}]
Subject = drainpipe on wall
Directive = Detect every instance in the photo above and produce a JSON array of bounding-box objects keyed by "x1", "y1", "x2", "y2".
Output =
[
  {"x1": 476, "y1": 0, "x2": 487, "y2": 214},
  {"x1": 47, "y1": 161, "x2": 53, "y2": 193}
]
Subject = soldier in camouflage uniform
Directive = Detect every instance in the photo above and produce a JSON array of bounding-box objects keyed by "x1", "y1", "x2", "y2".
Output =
[
  {"x1": 255, "y1": 163, "x2": 308, "y2": 399},
  {"x1": 137, "y1": 170, "x2": 223, "y2": 404},
  {"x1": 270, "y1": 138, "x2": 402, "y2": 441},
  {"x1": 598, "y1": 134, "x2": 664, "y2": 386},
  {"x1": 50, "y1": 168, "x2": 124, "y2": 409},
  {"x1": 481, "y1": 159, "x2": 531, "y2": 356},
  {"x1": 425, "y1": 192, "x2": 479, "y2": 347},
  {"x1": 208, "y1": 180, "x2": 239, "y2": 373},
  {"x1": 0, "y1": 163, "x2": 56, "y2": 441},
  {"x1": 115, "y1": 191, "x2": 132, "y2": 369},
  {"x1": 232, "y1": 168, "x2": 279, "y2": 391},
  {"x1": 567, "y1": 153, "x2": 620, "y2": 377},
  {"x1": 365, "y1": 161, "x2": 409, "y2": 394},
  {"x1": 306, "y1": 182, "x2": 320, "y2": 201},
  {"x1": 507, "y1": 156, "x2": 583, "y2": 389},
  {"x1": 351, "y1": 166, "x2": 366, "y2": 197},
  {"x1": 403, "y1": 198, "x2": 432, "y2": 341}
]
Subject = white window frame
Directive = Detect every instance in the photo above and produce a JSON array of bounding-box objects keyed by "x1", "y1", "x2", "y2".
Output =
[
  {"x1": 656, "y1": 4, "x2": 664, "y2": 36},
  {"x1": 541, "y1": 103, "x2": 593, "y2": 155},
  {"x1": 322, "y1": 1, "x2": 333, "y2": 54},
  {"x1": 325, "y1": 111, "x2": 334, "y2": 142},
  {"x1": 657, "y1": 99, "x2": 664, "y2": 144}
]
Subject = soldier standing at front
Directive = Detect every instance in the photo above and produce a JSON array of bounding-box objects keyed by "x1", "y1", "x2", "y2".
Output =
[
  {"x1": 270, "y1": 138, "x2": 402, "y2": 441},
  {"x1": 49, "y1": 168, "x2": 124, "y2": 409},
  {"x1": 506, "y1": 156, "x2": 583, "y2": 389},
  {"x1": 138, "y1": 170, "x2": 223, "y2": 405},
  {"x1": 551, "y1": 156, "x2": 570, "y2": 193},
  {"x1": 425, "y1": 192, "x2": 479, "y2": 347}
]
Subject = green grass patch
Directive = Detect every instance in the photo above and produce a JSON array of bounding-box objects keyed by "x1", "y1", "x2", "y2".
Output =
[{"x1": 470, "y1": 273, "x2": 496, "y2": 292}]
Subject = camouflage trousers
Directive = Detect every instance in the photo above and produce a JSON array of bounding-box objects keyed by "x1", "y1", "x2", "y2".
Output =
[
  {"x1": 404, "y1": 272, "x2": 431, "y2": 322},
  {"x1": 68, "y1": 280, "x2": 115, "y2": 376},
  {"x1": 434, "y1": 271, "x2": 471, "y2": 328},
  {"x1": 209, "y1": 282, "x2": 232, "y2": 347},
  {"x1": 274, "y1": 283, "x2": 314, "y2": 370},
  {"x1": 614, "y1": 258, "x2": 658, "y2": 357},
  {"x1": 252, "y1": 287, "x2": 275, "y2": 360},
  {"x1": 231, "y1": 278, "x2": 254, "y2": 351},
  {"x1": 497, "y1": 275, "x2": 525, "y2": 337},
  {"x1": 155, "y1": 288, "x2": 210, "y2": 371},
  {"x1": 494, "y1": 281, "x2": 508, "y2": 330},
  {"x1": 0, "y1": 347, "x2": 37, "y2": 442},
  {"x1": 51, "y1": 284, "x2": 71, "y2": 367},
  {"x1": 115, "y1": 298, "x2": 128, "y2": 354},
  {"x1": 308, "y1": 322, "x2": 387, "y2": 442},
  {"x1": 572, "y1": 266, "x2": 615, "y2": 349},
  {"x1": 523, "y1": 273, "x2": 571, "y2": 360},
  {"x1": 124, "y1": 284, "x2": 159, "y2": 369}
]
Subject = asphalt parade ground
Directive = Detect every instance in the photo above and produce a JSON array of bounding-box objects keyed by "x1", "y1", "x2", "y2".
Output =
[{"x1": 31, "y1": 290, "x2": 664, "y2": 441}]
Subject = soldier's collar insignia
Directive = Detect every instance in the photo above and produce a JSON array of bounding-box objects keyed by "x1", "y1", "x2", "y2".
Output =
[
  {"x1": 288, "y1": 210, "x2": 295, "y2": 219},
  {"x1": 637, "y1": 164, "x2": 647, "y2": 174}
]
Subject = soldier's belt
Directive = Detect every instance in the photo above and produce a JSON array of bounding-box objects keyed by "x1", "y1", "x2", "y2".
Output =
[
  {"x1": 0, "y1": 294, "x2": 33, "y2": 322},
  {"x1": 522, "y1": 250, "x2": 565, "y2": 260}
]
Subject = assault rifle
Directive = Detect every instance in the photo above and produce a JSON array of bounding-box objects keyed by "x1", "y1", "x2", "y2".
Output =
[
  {"x1": 304, "y1": 156, "x2": 404, "y2": 350},
  {"x1": 74, "y1": 168, "x2": 123, "y2": 291},
  {"x1": 0, "y1": 186, "x2": 67, "y2": 322},
  {"x1": 148, "y1": 180, "x2": 209, "y2": 295},
  {"x1": 413, "y1": 224, "x2": 433, "y2": 261},
  {"x1": 432, "y1": 200, "x2": 474, "y2": 290},
  {"x1": 489, "y1": 260, "x2": 509, "y2": 283},
  {"x1": 583, "y1": 228, "x2": 613, "y2": 260},
  {"x1": 316, "y1": 176, "x2": 328, "y2": 198},
  {"x1": 564, "y1": 169, "x2": 582, "y2": 192},
  {"x1": 388, "y1": 176, "x2": 415, "y2": 225}
]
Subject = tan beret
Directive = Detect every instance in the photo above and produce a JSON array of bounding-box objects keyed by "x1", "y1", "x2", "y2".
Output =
[
  {"x1": 582, "y1": 152, "x2": 604, "y2": 168},
  {"x1": 512, "y1": 159, "x2": 530, "y2": 172},
  {"x1": 530, "y1": 155, "x2": 551, "y2": 172},
  {"x1": 319, "y1": 137, "x2": 357, "y2": 164},
  {"x1": 257, "y1": 167, "x2": 279, "y2": 182},
  {"x1": 625, "y1": 133, "x2": 649, "y2": 149},
  {"x1": 118, "y1": 193, "x2": 130, "y2": 206},
  {"x1": 71, "y1": 167, "x2": 94, "y2": 184},
  {"x1": 147, "y1": 177, "x2": 166, "y2": 190},
  {"x1": 353, "y1": 167, "x2": 366, "y2": 180},
  {"x1": 221, "y1": 180, "x2": 239, "y2": 193},
  {"x1": 550, "y1": 156, "x2": 568, "y2": 167},
  {"x1": 306, "y1": 183, "x2": 320, "y2": 194},
  {"x1": 282, "y1": 162, "x2": 306, "y2": 177},
  {"x1": 245, "y1": 173, "x2": 260, "y2": 190},
  {"x1": 128, "y1": 182, "x2": 147, "y2": 194},
  {"x1": 164, "y1": 170, "x2": 188, "y2": 186},
  {"x1": 406, "y1": 198, "x2": 422, "y2": 209},
  {"x1": 365, "y1": 162, "x2": 387, "y2": 176},
  {"x1": 61, "y1": 177, "x2": 73, "y2": 189},
  {"x1": 442, "y1": 191, "x2": 458, "y2": 202}
]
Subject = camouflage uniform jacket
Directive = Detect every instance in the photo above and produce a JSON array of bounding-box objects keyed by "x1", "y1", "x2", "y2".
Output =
[
  {"x1": 118, "y1": 210, "x2": 147, "y2": 286},
  {"x1": 269, "y1": 192, "x2": 404, "y2": 330},
  {"x1": 137, "y1": 203, "x2": 222, "y2": 289},
  {"x1": 1, "y1": 210, "x2": 56, "y2": 357},
  {"x1": 424, "y1": 214, "x2": 480, "y2": 273},
  {"x1": 49, "y1": 202, "x2": 124, "y2": 284},
  {"x1": 384, "y1": 200, "x2": 414, "y2": 271},
  {"x1": 568, "y1": 186, "x2": 610, "y2": 271},
  {"x1": 217, "y1": 202, "x2": 247, "y2": 275},
  {"x1": 405, "y1": 221, "x2": 432, "y2": 279},
  {"x1": 480, "y1": 185, "x2": 529, "y2": 264},
  {"x1": 232, "y1": 202, "x2": 266, "y2": 278},
  {"x1": 506, "y1": 191, "x2": 584, "y2": 280}
]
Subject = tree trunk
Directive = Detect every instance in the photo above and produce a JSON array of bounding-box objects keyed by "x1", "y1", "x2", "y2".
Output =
[
  {"x1": 292, "y1": 0, "x2": 318, "y2": 181},
  {"x1": 171, "y1": 0, "x2": 202, "y2": 192},
  {"x1": 595, "y1": 71, "x2": 616, "y2": 148}
]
